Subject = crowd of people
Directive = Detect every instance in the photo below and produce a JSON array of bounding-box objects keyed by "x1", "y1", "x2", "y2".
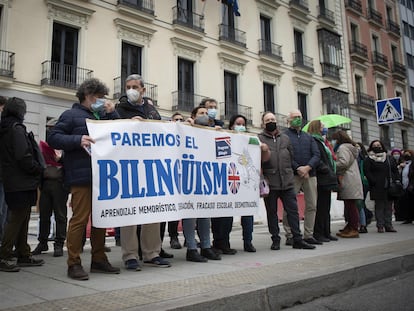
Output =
[{"x1": 0, "y1": 75, "x2": 413, "y2": 280}]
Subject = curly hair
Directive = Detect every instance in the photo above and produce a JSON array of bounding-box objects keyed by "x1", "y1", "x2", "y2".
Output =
[{"x1": 76, "y1": 78, "x2": 109, "y2": 103}]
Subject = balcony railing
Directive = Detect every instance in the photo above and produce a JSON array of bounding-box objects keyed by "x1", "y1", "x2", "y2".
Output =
[
  {"x1": 220, "y1": 103, "x2": 252, "y2": 125},
  {"x1": 350, "y1": 40, "x2": 368, "y2": 59},
  {"x1": 289, "y1": 0, "x2": 309, "y2": 11},
  {"x1": 172, "y1": 91, "x2": 207, "y2": 113},
  {"x1": 0, "y1": 50, "x2": 14, "y2": 78},
  {"x1": 321, "y1": 63, "x2": 340, "y2": 80},
  {"x1": 372, "y1": 51, "x2": 388, "y2": 70},
  {"x1": 345, "y1": 0, "x2": 362, "y2": 13},
  {"x1": 318, "y1": 6, "x2": 335, "y2": 25},
  {"x1": 403, "y1": 108, "x2": 413, "y2": 121},
  {"x1": 113, "y1": 76, "x2": 158, "y2": 104},
  {"x1": 172, "y1": 6, "x2": 204, "y2": 33},
  {"x1": 258, "y1": 39, "x2": 282, "y2": 61},
  {"x1": 367, "y1": 7, "x2": 383, "y2": 26},
  {"x1": 219, "y1": 24, "x2": 246, "y2": 47},
  {"x1": 387, "y1": 20, "x2": 400, "y2": 37},
  {"x1": 41, "y1": 61, "x2": 93, "y2": 90},
  {"x1": 355, "y1": 92, "x2": 375, "y2": 108},
  {"x1": 392, "y1": 61, "x2": 406, "y2": 79},
  {"x1": 117, "y1": 0, "x2": 154, "y2": 15},
  {"x1": 292, "y1": 52, "x2": 314, "y2": 72}
]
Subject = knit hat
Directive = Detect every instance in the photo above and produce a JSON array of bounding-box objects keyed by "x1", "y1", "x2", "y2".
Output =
[
  {"x1": 2, "y1": 97, "x2": 26, "y2": 120},
  {"x1": 391, "y1": 148, "x2": 402, "y2": 155}
]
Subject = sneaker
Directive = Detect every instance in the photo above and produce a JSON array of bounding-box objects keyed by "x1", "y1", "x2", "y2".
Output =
[
  {"x1": 144, "y1": 256, "x2": 171, "y2": 267},
  {"x1": 68, "y1": 264, "x2": 89, "y2": 280},
  {"x1": 0, "y1": 259, "x2": 20, "y2": 272},
  {"x1": 186, "y1": 249, "x2": 207, "y2": 262},
  {"x1": 285, "y1": 237, "x2": 293, "y2": 246},
  {"x1": 17, "y1": 256, "x2": 45, "y2": 267},
  {"x1": 90, "y1": 261, "x2": 120, "y2": 274},
  {"x1": 31, "y1": 243, "x2": 48, "y2": 255},
  {"x1": 200, "y1": 248, "x2": 221, "y2": 260},
  {"x1": 125, "y1": 259, "x2": 141, "y2": 271},
  {"x1": 170, "y1": 237, "x2": 182, "y2": 249},
  {"x1": 53, "y1": 245, "x2": 64, "y2": 257},
  {"x1": 160, "y1": 248, "x2": 174, "y2": 258}
]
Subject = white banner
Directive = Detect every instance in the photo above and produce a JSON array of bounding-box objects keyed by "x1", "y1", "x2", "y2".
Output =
[{"x1": 86, "y1": 119, "x2": 261, "y2": 228}]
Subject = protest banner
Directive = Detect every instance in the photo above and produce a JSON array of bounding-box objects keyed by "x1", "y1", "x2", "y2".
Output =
[{"x1": 86, "y1": 119, "x2": 261, "y2": 228}]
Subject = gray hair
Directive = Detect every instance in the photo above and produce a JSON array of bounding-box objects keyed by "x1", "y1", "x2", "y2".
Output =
[{"x1": 126, "y1": 74, "x2": 145, "y2": 87}]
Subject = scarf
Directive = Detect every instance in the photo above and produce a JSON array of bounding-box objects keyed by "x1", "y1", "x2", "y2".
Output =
[{"x1": 368, "y1": 151, "x2": 387, "y2": 162}]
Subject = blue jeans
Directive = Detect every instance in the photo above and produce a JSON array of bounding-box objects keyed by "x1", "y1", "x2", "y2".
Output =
[
  {"x1": 0, "y1": 183, "x2": 7, "y2": 243},
  {"x1": 241, "y1": 215, "x2": 254, "y2": 242},
  {"x1": 182, "y1": 218, "x2": 211, "y2": 249},
  {"x1": 264, "y1": 188, "x2": 302, "y2": 243}
]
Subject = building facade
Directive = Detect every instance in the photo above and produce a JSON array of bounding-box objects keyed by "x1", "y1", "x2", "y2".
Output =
[
  {"x1": 3, "y1": 0, "x2": 411, "y2": 150},
  {"x1": 345, "y1": 0, "x2": 414, "y2": 150}
]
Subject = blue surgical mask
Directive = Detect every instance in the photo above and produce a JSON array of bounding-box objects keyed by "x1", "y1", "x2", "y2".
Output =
[
  {"x1": 234, "y1": 125, "x2": 246, "y2": 132},
  {"x1": 91, "y1": 98, "x2": 106, "y2": 112},
  {"x1": 195, "y1": 115, "x2": 210, "y2": 126},
  {"x1": 207, "y1": 108, "x2": 217, "y2": 119},
  {"x1": 321, "y1": 127, "x2": 328, "y2": 136}
]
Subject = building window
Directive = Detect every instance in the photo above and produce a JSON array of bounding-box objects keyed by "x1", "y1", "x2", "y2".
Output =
[
  {"x1": 121, "y1": 42, "x2": 142, "y2": 84},
  {"x1": 355, "y1": 74, "x2": 363, "y2": 94},
  {"x1": 410, "y1": 86, "x2": 414, "y2": 101},
  {"x1": 407, "y1": 53, "x2": 414, "y2": 68},
  {"x1": 294, "y1": 29, "x2": 304, "y2": 62},
  {"x1": 402, "y1": 129, "x2": 409, "y2": 150},
  {"x1": 403, "y1": 22, "x2": 409, "y2": 36},
  {"x1": 177, "y1": 57, "x2": 194, "y2": 111},
  {"x1": 297, "y1": 92, "x2": 308, "y2": 122},
  {"x1": 376, "y1": 83, "x2": 384, "y2": 100},
  {"x1": 263, "y1": 82, "x2": 275, "y2": 112},
  {"x1": 410, "y1": 25, "x2": 414, "y2": 40},
  {"x1": 176, "y1": 0, "x2": 193, "y2": 25},
  {"x1": 260, "y1": 15, "x2": 272, "y2": 53},
  {"x1": 350, "y1": 23, "x2": 359, "y2": 42},
  {"x1": 360, "y1": 118, "x2": 369, "y2": 145},
  {"x1": 224, "y1": 71, "x2": 238, "y2": 119}
]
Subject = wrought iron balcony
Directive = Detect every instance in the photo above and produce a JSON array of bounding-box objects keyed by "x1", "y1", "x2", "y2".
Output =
[
  {"x1": 367, "y1": 7, "x2": 383, "y2": 27},
  {"x1": 372, "y1": 51, "x2": 388, "y2": 71},
  {"x1": 41, "y1": 61, "x2": 93, "y2": 90},
  {"x1": 321, "y1": 63, "x2": 340, "y2": 80},
  {"x1": 172, "y1": 91, "x2": 207, "y2": 113},
  {"x1": 350, "y1": 40, "x2": 368, "y2": 61},
  {"x1": 292, "y1": 52, "x2": 314, "y2": 72},
  {"x1": 392, "y1": 61, "x2": 406, "y2": 80},
  {"x1": 289, "y1": 0, "x2": 309, "y2": 11},
  {"x1": 403, "y1": 108, "x2": 413, "y2": 121},
  {"x1": 318, "y1": 6, "x2": 335, "y2": 25},
  {"x1": 117, "y1": 0, "x2": 154, "y2": 16},
  {"x1": 258, "y1": 39, "x2": 282, "y2": 61},
  {"x1": 172, "y1": 6, "x2": 204, "y2": 33},
  {"x1": 355, "y1": 92, "x2": 375, "y2": 109},
  {"x1": 113, "y1": 76, "x2": 158, "y2": 104},
  {"x1": 0, "y1": 50, "x2": 14, "y2": 78},
  {"x1": 345, "y1": 0, "x2": 362, "y2": 14},
  {"x1": 387, "y1": 20, "x2": 400, "y2": 37},
  {"x1": 219, "y1": 24, "x2": 246, "y2": 47},
  {"x1": 220, "y1": 102, "x2": 252, "y2": 125}
]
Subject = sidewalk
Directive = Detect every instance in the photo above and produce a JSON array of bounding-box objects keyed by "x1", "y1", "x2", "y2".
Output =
[{"x1": 0, "y1": 214, "x2": 413, "y2": 311}]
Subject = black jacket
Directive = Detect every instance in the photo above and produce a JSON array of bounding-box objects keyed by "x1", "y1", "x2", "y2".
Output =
[
  {"x1": 313, "y1": 137, "x2": 337, "y2": 190},
  {"x1": 117, "y1": 96, "x2": 161, "y2": 120}
]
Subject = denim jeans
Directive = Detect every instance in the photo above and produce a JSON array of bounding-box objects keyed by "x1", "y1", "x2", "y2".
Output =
[
  {"x1": 182, "y1": 218, "x2": 211, "y2": 249},
  {"x1": 241, "y1": 215, "x2": 254, "y2": 242}
]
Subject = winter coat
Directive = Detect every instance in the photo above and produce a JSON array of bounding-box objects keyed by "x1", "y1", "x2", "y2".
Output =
[
  {"x1": 313, "y1": 137, "x2": 338, "y2": 190},
  {"x1": 117, "y1": 96, "x2": 161, "y2": 120},
  {"x1": 364, "y1": 152, "x2": 399, "y2": 200},
  {"x1": 47, "y1": 103, "x2": 119, "y2": 187},
  {"x1": 258, "y1": 130, "x2": 295, "y2": 190},
  {"x1": 284, "y1": 127, "x2": 320, "y2": 177},
  {"x1": 335, "y1": 143, "x2": 363, "y2": 200}
]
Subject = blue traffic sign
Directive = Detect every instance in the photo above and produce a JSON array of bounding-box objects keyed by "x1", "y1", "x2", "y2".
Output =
[{"x1": 375, "y1": 97, "x2": 404, "y2": 124}]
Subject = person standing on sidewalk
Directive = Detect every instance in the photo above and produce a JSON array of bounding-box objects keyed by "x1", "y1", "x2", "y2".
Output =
[
  {"x1": 32, "y1": 118, "x2": 69, "y2": 257},
  {"x1": 0, "y1": 97, "x2": 45, "y2": 272},
  {"x1": 283, "y1": 109, "x2": 321, "y2": 246},
  {"x1": 116, "y1": 74, "x2": 171, "y2": 271},
  {"x1": 48, "y1": 78, "x2": 121, "y2": 280},
  {"x1": 259, "y1": 111, "x2": 315, "y2": 251},
  {"x1": 0, "y1": 96, "x2": 8, "y2": 245}
]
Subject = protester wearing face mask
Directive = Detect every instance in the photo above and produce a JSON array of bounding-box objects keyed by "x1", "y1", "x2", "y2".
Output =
[
  {"x1": 48, "y1": 78, "x2": 120, "y2": 280},
  {"x1": 198, "y1": 98, "x2": 224, "y2": 128},
  {"x1": 389, "y1": 149, "x2": 404, "y2": 221},
  {"x1": 399, "y1": 150, "x2": 414, "y2": 224},
  {"x1": 364, "y1": 140, "x2": 399, "y2": 233}
]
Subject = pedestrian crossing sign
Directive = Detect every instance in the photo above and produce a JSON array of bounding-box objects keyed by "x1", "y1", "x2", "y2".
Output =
[{"x1": 375, "y1": 97, "x2": 404, "y2": 125}]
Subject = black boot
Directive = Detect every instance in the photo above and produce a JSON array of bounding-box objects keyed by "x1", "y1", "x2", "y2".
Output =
[
  {"x1": 31, "y1": 243, "x2": 48, "y2": 255},
  {"x1": 186, "y1": 249, "x2": 207, "y2": 262},
  {"x1": 201, "y1": 248, "x2": 221, "y2": 260},
  {"x1": 244, "y1": 241, "x2": 256, "y2": 252},
  {"x1": 53, "y1": 244, "x2": 64, "y2": 257}
]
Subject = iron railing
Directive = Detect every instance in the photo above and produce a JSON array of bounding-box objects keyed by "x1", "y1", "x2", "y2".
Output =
[
  {"x1": 219, "y1": 24, "x2": 246, "y2": 47},
  {"x1": 117, "y1": 0, "x2": 154, "y2": 15},
  {"x1": 0, "y1": 50, "x2": 14, "y2": 78},
  {"x1": 387, "y1": 20, "x2": 400, "y2": 36},
  {"x1": 372, "y1": 51, "x2": 388, "y2": 69},
  {"x1": 392, "y1": 61, "x2": 406, "y2": 77},
  {"x1": 258, "y1": 39, "x2": 282, "y2": 61},
  {"x1": 367, "y1": 7, "x2": 383, "y2": 26},
  {"x1": 318, "y1": 6, "x2": 335, "y2": 24},
  {"x1": 113, "y1": 76, "x2": 158, "y2": 104},
  {"x1": 172, "y1": 91, "x2": 207, "y2": 112},
  {"x1": 345, "y1": 0, "x2": 362, "y2": 13},
  {"x1": 41, "y1": 61, "x2": 93, "y2": 89},
  {"x1": 292, "y1": 52, "x2": 314, "y2": 72},
  {"x1": 355, "y1": 92, "x2": 375, "y2": 108},
  {"x1": 289, "y1": 0, "x2": 309, "y2": 11},
  {"x1": 403, "y1": 108, "x2": 413, "y2": 121},
  {"x1": 321, "y1": 63, "x2": 340, "y2": 80},
  {"x1": 172, "y1": 6, "x2": 204, "y2": 32},
  {"x1": 220, "y1": 102, "x2": 252, "y2": 125},
  {"x1": 350, "y1": 40, "x2": 368, "y2": 58}
]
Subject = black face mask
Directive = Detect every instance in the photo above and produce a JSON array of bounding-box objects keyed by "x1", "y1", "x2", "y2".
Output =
[
  {"x1": 265, "y1": 122, "x2": 277, "y2": 132},
  {"x1": 404, "y1": 154, "x2": 411, "y2": 161},
  {"x1": 372, "y1": 146, "x2": 383, "y2": 153}
]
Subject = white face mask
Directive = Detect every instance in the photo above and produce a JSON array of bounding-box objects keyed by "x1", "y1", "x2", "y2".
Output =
[
  {"x1": 126, "y1": 88, "x2": 140, "y2": 103},
  {"x1": 234, "y1": 125, "x2": 246, "y2": 132}
]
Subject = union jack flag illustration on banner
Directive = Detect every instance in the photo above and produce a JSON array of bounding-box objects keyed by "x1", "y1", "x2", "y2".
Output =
[{"x1": 227, "y1": 162, "x2": 241, "y2": 194}]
